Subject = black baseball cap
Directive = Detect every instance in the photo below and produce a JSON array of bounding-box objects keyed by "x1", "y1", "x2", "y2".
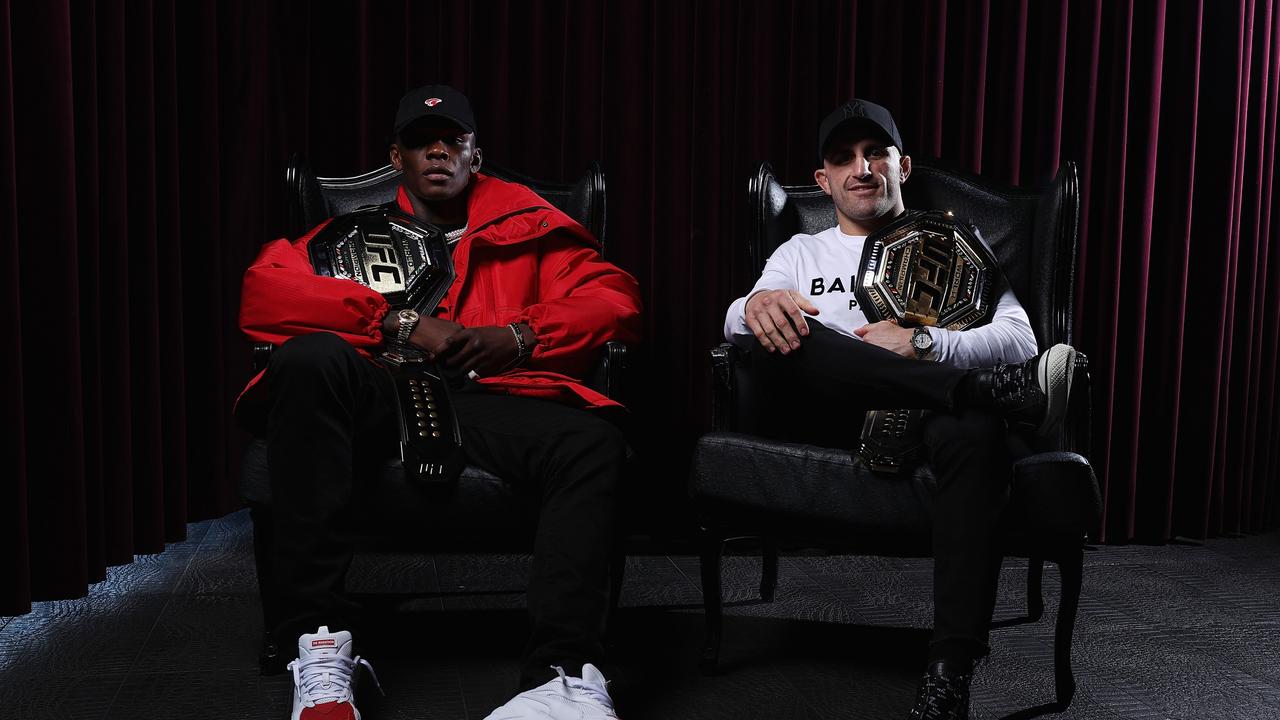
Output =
[
  {"x1": 817, "y1": 98, "x2": 904, "y2": 161},
  {"x1": 393, "y1": 84, "x2": 476, "y2": 136}
]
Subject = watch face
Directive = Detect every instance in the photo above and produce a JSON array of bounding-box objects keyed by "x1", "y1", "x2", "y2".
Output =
[
  {"x1": 912, "y1": 330, "x2": 931, "y2": 350},
  {"x1": 399, "y1": 309, "x2": 419, "y2": 322}
]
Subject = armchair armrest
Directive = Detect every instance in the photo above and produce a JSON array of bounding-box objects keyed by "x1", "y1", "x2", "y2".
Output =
[
  {"x1": 252, "y1": 343, "x2": 274, "y2": 375},
  {"x1": 709, "y1": 342, "x2": 765, "y2": 435},
  {"x1": 584, "y1": 341, "x2": 628, "y2": 400},
  {"x1": 709, "y1": 342, "x2": 740, "y2": 432}
]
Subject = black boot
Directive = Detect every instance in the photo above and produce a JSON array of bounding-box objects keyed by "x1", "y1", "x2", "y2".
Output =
[
  {"x1": 957, "y1": 343, "x2": 1078, "y2": 435},
  {"x1": 907, "y1": 660, "x2": 972, "y2": 720}
]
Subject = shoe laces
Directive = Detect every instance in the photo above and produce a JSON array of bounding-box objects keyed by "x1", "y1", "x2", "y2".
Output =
[
  {"x1": 993, "y1": 361, "x2": 1024, "y2": 394},
  {"x1": 552, "y1": 665, "x2": 615, "y2": 713},
  {"x1": 288, "y1": 652, "x2": 383, "y2": 707},
  {"x1": 908, "y1": 670, "x2": 972, "y2": 720},
  {"x1": 989, "y1": 361, "x2": 1029, "y2": 402}
]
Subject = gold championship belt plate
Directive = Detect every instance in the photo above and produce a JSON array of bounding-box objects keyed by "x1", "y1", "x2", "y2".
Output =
[{"x1": 854, "y1": 210, "x2": 999, "y2": 472}]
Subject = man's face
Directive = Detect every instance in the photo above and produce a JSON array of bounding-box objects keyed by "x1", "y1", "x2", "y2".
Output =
[
  {"x1": 389, "y1": 119, "x2": 481, "y2": 203},
  {"x1": 814, "y1": 129, "x2": 910, "y2": 233}
]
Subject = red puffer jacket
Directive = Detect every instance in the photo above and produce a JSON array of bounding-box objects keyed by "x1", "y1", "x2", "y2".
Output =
[{"x1": 238, "y1": 173, "x2": 642, "y2": 410}]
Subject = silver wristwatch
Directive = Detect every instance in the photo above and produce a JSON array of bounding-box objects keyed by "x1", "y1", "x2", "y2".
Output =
[
  {"x1": 910, "y1": 326, "x2": 934, "y2": 359},
  {"x1": 395, "y1": 309, "x2": 420, "y2": 345}
]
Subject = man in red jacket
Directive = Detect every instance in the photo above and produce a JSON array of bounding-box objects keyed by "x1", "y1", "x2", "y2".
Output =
[{"x1": 237, "y1": 85, "x2": 641, "y2": 720}]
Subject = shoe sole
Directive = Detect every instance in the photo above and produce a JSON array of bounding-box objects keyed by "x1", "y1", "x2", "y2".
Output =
[{"x1": 1036, "y1": 343, "x2": 1077, "y2": 435}]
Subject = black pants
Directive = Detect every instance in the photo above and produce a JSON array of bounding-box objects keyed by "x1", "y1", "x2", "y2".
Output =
[
  {"x1": 748, "y1": 319, "x2": 1019, "y2": 664},
  {"x1": 253, "y1": 332, "x2": 625, "y2": 689}
]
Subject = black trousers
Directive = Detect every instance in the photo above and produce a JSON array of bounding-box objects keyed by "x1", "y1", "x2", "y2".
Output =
[
  {"x1": 748, "y1": 319, "x2": 1020, "y2": 664},
  {"x1": 253, "y1": 332, "x2": 625, "y2": 689}
]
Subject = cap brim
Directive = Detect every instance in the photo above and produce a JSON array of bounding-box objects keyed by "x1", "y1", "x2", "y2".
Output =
[
  {"x1": 395, "y1": 113, "x2": 475, "y2": 135},
  {"x1": 821, "y1": 117, "x2": 898, "y2": 155}
]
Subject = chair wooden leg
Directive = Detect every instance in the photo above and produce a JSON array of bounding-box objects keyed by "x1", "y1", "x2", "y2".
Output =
[
  {"x1": 1027, "y1": 557, "x2": 1045, "y2": 621},
  {"x1": 699, "y1": 529, "x2": 725, "y2": 674},
  {"x1": 1054, "y1": 550, "x2": 1083, "y2": 707},
  {"x1": 249, "y1": 505, "x2": 283, "y2": 674},
  {"x1": 601, "y1": 543, "x2": 627, "y2": 644},
  {"x1": 760, "y1": 538, "x2": 778, "y2": 602},
  {"x1": 609, "y1": 547, "x2": 626, "y2": 613}
]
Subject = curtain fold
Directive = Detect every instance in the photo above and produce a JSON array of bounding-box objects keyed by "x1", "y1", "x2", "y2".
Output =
[
  {"x1": 1, "y1": 0, "x2": 32, "y2": 612},
  {"x1": 3, "y1": 0, "x2": 1277, "y2": 614}
]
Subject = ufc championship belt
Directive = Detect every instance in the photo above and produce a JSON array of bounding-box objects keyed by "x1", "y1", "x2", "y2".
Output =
[
  {"x1": 854, "y1": 210, "x2": 999, "y2": 473},
  {"x1": 309, "y1": 203, "x2": 465, "y2": 485}
]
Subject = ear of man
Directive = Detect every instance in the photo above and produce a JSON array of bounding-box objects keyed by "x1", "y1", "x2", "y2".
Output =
[{"x1": 814, "y1": 167, "x2": 831, "y2": 195}]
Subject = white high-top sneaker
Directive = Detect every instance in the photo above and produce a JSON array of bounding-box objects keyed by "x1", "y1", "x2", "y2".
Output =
[
  {"x1": 287, "y1": 626, "x2": 381, "y2": 720},
  {"x1": 483, "y1": 663, "x2": 619, "y2": 720}
]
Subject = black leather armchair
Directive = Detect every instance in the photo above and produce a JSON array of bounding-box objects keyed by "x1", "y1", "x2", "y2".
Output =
[
  {"x1": 241, "y1": 155, "x2": 626, "y2": 671},
  {"x1": 691, "y1": 160, "x2": 1102, "y2": 708}
]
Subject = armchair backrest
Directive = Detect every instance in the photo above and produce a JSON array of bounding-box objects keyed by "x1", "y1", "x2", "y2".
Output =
[
  {"x1": 285, "y1": 154, "x2": 609, "y2": 256},
  {"x1": 746, "y1": 160, "x2": 1081, "y2": 348}
]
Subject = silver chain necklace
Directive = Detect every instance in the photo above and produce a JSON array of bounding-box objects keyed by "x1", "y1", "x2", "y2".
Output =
[{"x1": 444, "y1": 226, "x2": 467, "y2": 245}]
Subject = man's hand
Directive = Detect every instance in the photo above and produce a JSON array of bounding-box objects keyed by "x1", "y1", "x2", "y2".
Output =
[
  {"x1": 409, "y1": 317, "x2": 463, "y2": 352},
  {"x1": 431, "y1": 325, "x2": 524, "y2": 377},
  {"x1": 854, "y1": 320, "x2": 914, "y2": 358},
  {"x1": 745, "y1": 289, "x2": 820, "y2": 354}
]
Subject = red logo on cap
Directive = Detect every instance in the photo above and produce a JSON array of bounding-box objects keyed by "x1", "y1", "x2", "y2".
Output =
[{"x1": 425, "y1": 98, "x2": 443, "y2": 107}]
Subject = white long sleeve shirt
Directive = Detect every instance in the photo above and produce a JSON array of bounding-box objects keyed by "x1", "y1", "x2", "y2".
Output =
[{"x1": 723, "y1": 226, "x2": 1038, "y2": 369}]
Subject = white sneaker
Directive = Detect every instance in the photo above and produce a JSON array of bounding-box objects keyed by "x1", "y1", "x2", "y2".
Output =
[
  {"x1": 483, "y1": 663, "x2": 619, "y2": 719},
  {"x1": 287, "y1": 626, "x2": 381, "y2": 720}
]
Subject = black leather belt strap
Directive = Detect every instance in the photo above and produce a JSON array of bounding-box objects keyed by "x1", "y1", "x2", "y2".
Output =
[{"x1": 378, "y1": 343, "x2": 465, "y2": 485}]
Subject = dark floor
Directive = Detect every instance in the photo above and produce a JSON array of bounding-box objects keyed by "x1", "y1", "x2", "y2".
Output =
[{"x1": 3, "y1": 510, "x2": 1279, "y2": 720}]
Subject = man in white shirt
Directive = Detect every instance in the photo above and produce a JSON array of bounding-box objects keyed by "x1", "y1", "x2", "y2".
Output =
[{"x1": 723, "y1": 99, "x2": 1079, "y2": 720}]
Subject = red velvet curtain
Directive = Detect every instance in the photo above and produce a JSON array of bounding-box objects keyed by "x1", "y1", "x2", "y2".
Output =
[{"x1": 3, "y1": 0, "x2": 1277, "y2": 615}]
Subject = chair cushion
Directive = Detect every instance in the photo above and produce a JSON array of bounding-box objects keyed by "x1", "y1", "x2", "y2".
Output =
[
  {"x1": 691, "y1": 431, "x2": 1100, "y2": 544},
  {"x1": 240, "y1": 439, "x2": 529, "y2": 539}
]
